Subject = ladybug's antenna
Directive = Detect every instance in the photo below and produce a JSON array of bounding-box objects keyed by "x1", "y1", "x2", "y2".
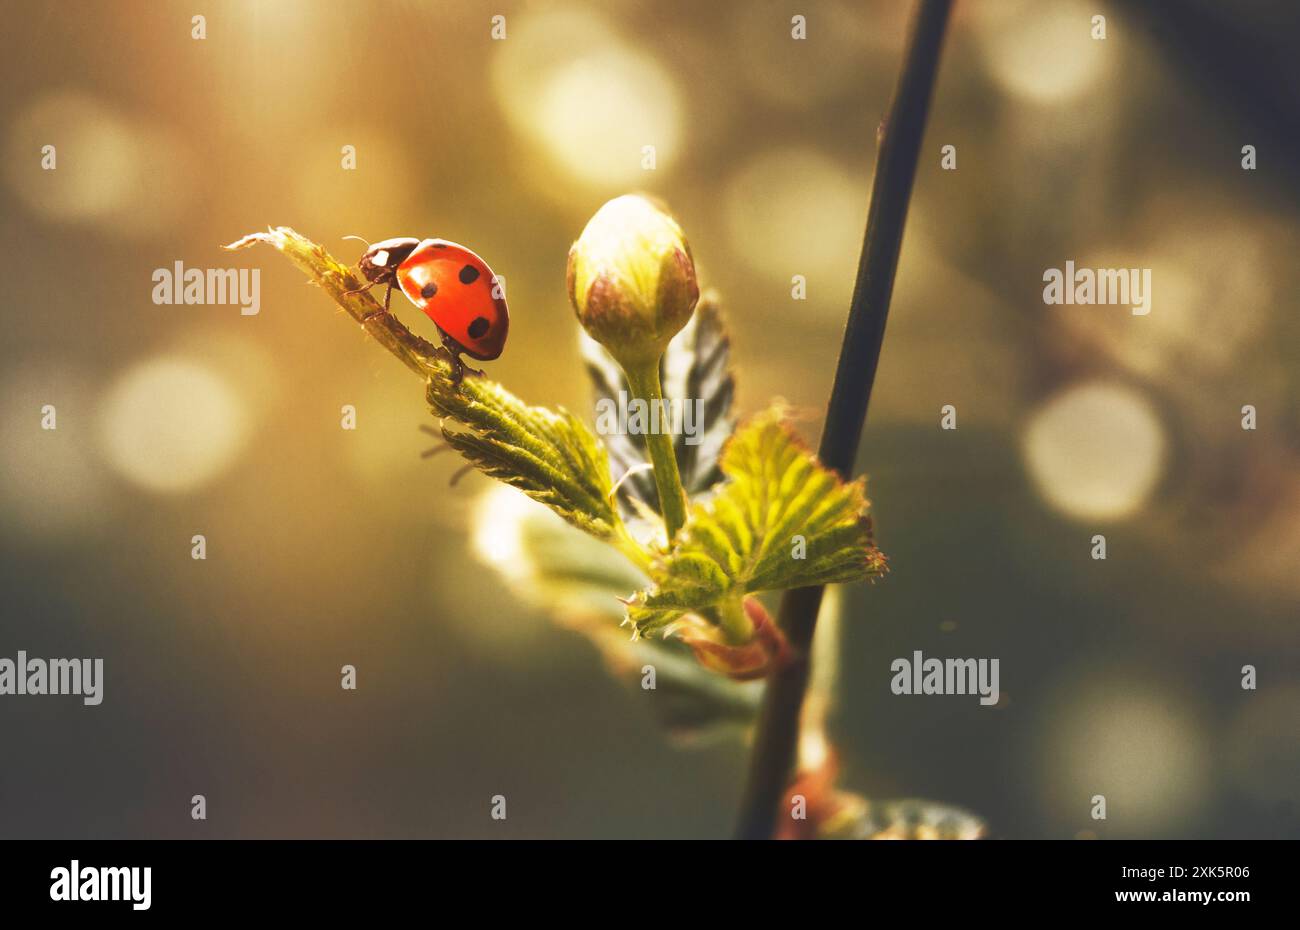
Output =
[{"x1": 342, "y1": 234, "x2": 371, "y2": 251}]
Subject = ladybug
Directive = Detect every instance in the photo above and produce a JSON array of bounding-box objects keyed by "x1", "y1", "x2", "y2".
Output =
[{"x1": 347, "y1": 236, "x2": 509, "y2": 382}]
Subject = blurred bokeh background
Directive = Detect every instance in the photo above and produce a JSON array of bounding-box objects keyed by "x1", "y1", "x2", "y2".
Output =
[{"x1": 1, "y1": 0, "x2": 1297, "y2": 839}]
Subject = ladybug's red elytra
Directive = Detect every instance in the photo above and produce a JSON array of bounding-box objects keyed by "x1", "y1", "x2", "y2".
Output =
[{"x1": 347, "y1": 236, "x2": 509, "y2": 382}]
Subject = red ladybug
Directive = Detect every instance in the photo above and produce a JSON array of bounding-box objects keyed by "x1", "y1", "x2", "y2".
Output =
[{"x1": 348, "y1": 236, "x2": 508, "y2": 381}]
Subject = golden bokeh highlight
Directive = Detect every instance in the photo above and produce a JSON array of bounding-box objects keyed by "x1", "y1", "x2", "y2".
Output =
[
  {"x1": 973, "y1": 0, "x2": 1112, "y2": 105},
  {"x1": 214, "y1": 0, "x2": 343, "y2": 138},
  {"x1": 1038, "y1": 673, "x2": 1211, "y2": 836},
  {"x1": 98, "y1": 357, "x2": 252, "y2": 493},
  {"x1": 4, "y1": 91, "x2": 198, "y2": 237},
  {"x1": 1022, "y1": 381, "x2": 1167, "y2": 521},
  {"x1": 492, "y1": 8, "x2": 682, "y2": 187},
  {"x1": 6, "y1": 93, "x2": 142, "y2": 223},
  {"x1": 724, "y1": 147, "x2": 867, "y2": 305},
  {"x1": 471, "y1": 484, "x2": 534, "y2": 584}
]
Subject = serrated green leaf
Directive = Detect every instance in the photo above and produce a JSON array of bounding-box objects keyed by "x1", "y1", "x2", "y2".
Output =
[
  {"x1": 427, "y1": 374, "x2": 623, "y2": 541},
  {"x1": 628, "y1": 409, "x2": 886, "y2": 637}
]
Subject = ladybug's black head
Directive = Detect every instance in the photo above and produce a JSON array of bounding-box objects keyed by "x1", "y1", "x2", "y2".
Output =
[{"x1": 357, "y1": 236, "x2": 421, "y2": 285}]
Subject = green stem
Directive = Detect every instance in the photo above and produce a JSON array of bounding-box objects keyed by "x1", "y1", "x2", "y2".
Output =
[
  {"x1": 623, "y1": 362, "x2": 690, "y2": 541},
  {"x1": 733, "y1": 0, "x2": 953, "y2": 840},
  {"x1": 715, "y1": 595, "x2": 752, "y2": 646}
]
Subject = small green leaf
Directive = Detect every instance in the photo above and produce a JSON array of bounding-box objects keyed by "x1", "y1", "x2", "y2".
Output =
[
  {"x1": 428, "y1": 375, "x2": 623, "y2": 542},
  {"x1": 628, "y1": 408, "x2": 886, "y2": 638}
]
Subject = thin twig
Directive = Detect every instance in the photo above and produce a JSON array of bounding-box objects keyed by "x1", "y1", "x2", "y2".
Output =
[
  {"x1": 733, "y1": 0, "x2": 953, "y2": 840},
  {"x1": 225, "y1": 228, "x2": 442, "y2": 379}
]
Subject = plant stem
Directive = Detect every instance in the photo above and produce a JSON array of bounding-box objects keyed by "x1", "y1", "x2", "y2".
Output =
[
  {"x1": 733, "y1": 0, "x2": 953, "y2": 840},
  {"x1": 225, "y1": 228, "x2": 442, "y2": 379},
  {"x1": 716, "y1": 595, "x2": 753, "y2": 646},
  {"x1": 624, "y1": 362, "x2": 690, "y2": 541}
]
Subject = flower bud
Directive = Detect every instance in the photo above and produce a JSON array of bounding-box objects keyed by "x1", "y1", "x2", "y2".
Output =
[{"x1": 567, "y1": 195, "x2": 699, "y2": 369}]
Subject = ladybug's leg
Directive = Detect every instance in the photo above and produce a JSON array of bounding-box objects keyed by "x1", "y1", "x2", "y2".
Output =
[
  {"x1": 438, "y1": 333, "x2": 485, "y2": 385},
  {"x1": 433, "y1": 328, "x2": 462, "y2": 383},
  {"x1": 444, "y1": 345, "x2": 468, "y2": 385},
  {"x1": 343, "y1": 271, "x2": 397, "y2": 307},
  {"x1": 342, "y1": 281, "x2": 378, "y2": 300}
]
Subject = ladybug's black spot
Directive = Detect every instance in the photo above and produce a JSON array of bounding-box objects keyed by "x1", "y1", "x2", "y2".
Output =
[
  {"x1": 459, "y1": 264, "x2": 480, "y2": 285},
  {"x1": 432, "y1": 243, "x2": 447, "y2": 248},
  {"x1": 421, "y1": 282, "x2": 438, "y2": 299},
  {"x1": 468, "y1": 317, "x2": 490, "y2": 339}
]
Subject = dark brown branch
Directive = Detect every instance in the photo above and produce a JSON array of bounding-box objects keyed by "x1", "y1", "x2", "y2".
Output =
[{"x1": 733, "y1": 0, "x2": 953, "y2": 841}]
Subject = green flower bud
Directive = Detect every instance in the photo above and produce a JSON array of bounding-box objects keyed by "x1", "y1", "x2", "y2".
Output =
[{"x1": 566, "y1": 195, "x2": 699, "y2": 369}]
